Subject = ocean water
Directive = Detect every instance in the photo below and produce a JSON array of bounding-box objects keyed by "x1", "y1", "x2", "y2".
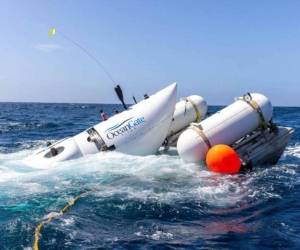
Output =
[{"x1": 0, "y1": 102, "x2": 299, "y2": 249}]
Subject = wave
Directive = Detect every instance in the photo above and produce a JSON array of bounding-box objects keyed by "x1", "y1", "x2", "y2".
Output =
[
  {"x1": 0, "y1": 144, "x2": 299, "y2": 208},
  {"x1": 0, "y1": 122, "x2": 60, "y2": 135},
  {"x1": 0, "y1": 143, "x2": 299, "y2": 248},
  {"x1": 284, "y1": 143, "x2": 300, "y2": 159}
]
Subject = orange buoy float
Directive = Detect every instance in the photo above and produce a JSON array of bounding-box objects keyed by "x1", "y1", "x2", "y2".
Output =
[{"x1": 206, "y1": 144, "x2": 241, "y2": 174}]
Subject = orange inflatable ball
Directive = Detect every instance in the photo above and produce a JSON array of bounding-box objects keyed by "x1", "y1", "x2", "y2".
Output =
[{"x1": 206, "y1": 144, "x2": 241, "y2": 174}]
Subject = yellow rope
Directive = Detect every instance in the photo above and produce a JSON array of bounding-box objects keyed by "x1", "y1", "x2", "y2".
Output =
[
  {"x1": 249, "y1": 99, "x2": 268, "y2": 129},
  {"x1": 241, "y1": 95, "x2": 268, "y2": 130},
  {"x1": 33, "y1": 191, "x2": 90, "y2": 250},
  {"x1": 186, "y1": 97, "x2": 202, "y2": 122}
]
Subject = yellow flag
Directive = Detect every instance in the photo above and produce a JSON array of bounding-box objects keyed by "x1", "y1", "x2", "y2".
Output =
[{"x1": 48, "y1": 28, "x2": 56, "y2": 37}]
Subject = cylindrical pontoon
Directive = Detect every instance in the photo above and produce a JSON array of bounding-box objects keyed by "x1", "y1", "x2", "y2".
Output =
[{"x1": 177, "y1": 93, "x2": 273, "y2": 163}]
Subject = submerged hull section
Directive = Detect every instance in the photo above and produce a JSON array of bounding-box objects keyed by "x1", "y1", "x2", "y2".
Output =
[
  {"x1": 234, "y1": 126, "x2": 294, "y2": 167},
  {"x1": 26, "y1": 83, "x2": 177, "y2": 167}
]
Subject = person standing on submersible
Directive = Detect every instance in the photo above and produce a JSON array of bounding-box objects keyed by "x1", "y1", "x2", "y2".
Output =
[{"x1": 100, "y1": 109, "x2": 109, "y2": 121}]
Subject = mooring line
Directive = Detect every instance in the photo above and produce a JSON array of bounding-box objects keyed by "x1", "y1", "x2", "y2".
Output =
[{"x1": 33, "y1": 190, "x2": 92, "y2": 250}]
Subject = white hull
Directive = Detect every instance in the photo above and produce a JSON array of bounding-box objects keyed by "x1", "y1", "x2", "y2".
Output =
[
  {"x1": 167, "y1": 95, "x2": 207, "y2": 137},
  {"x1": 26, "y1": 83, "x2": 177, "y2": 167}
]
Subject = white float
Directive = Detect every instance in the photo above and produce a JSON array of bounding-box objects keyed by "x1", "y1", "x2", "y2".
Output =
[
  {"x1": 177, "y1": 93, "x2": 273, "y2": 163},
  {"x1": 26, "y1": 83, "x2": 177, "y2": 167},
  {"x1": 167, "y1": 95, "x2": 207, "y2": 137}
]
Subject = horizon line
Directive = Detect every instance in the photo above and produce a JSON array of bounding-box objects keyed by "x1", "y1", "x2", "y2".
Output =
[{"x1": 0, "y1": 100, "x2": 299, "y2": 108}]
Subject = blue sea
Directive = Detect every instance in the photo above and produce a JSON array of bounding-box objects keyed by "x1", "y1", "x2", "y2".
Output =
[{"x1": 0, "y1": 103, "x2": 299, "y2": 249}]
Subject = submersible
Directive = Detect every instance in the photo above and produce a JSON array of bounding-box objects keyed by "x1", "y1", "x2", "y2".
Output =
[
  {"x1": 26, "y1": 83, "x2": 208, "y2": 167},
  {"x1": 26, "y1": 83, "x2": 177, "y2": 167}
]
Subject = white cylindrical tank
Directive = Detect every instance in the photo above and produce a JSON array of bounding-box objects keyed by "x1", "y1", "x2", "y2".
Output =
[
  {"x1": 167, "y1": 95, "x2": 207, "y2": 137},
  {"x1": 177, "y1": 93, "x2": 273, "y2": 163}
]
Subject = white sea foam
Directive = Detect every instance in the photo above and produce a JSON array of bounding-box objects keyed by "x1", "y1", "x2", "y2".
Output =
[
  {"x1": 284, "y1": 143, "x2": 300, "y2": 159},
  {"x1": 0, "y1": 144, "x2": 298, "y2": 208}
]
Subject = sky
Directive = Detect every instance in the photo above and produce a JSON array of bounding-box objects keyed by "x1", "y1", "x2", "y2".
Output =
[{"x1": 0, "y1": 0, "x2": 300, "y2": 106}]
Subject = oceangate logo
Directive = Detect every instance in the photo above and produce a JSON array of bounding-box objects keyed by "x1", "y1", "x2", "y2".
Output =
[{"x1": 105, "y1": 117, "x2": 145, "y2": 140}]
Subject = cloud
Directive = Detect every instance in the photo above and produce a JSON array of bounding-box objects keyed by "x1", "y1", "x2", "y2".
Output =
[{"x1": 35, "y1": 43, "x2": 62, "y2": 52}]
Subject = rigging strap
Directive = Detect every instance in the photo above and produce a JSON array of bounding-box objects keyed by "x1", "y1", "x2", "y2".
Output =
[
  {"x1": 190, "y1": 124, "x2": 212, "y2": 149},
  {"x1": 185, "y1": 97, "x2": 201, "y2": 122},
  {"x1": 241, "y1": 93, "x2": 268, "y2": 130}
]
